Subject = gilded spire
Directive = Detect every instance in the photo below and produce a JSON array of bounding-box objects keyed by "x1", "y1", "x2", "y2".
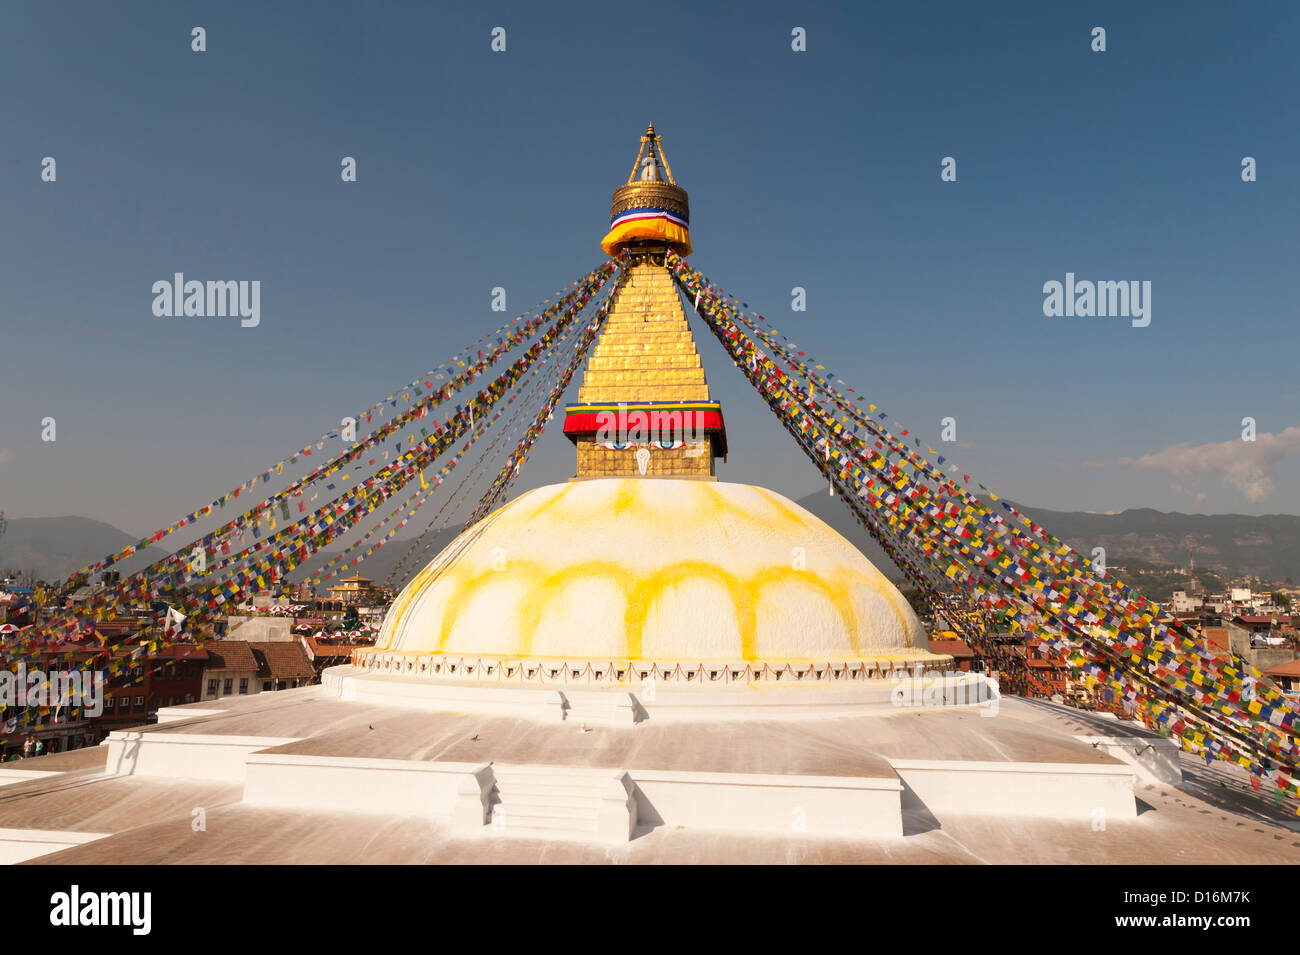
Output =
[
  {"x1": 626, "y1": 122, "x2": 678, "y2": 186},
  {"x1": 602, "y1": 124, "x2": 692, "y2": 258},
  {"x1": 570, "y1": 127, "x2": 724, "y2": 479}
]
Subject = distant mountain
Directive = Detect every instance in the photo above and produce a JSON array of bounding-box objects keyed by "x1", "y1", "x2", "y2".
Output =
[
  {"x1": 8, "y1": 500, "x2": 1300, "y2": 596},
  {"x1": 793, "y1": 492, "x2": 1300, "y2": 584},
  {"x1": 0, "y1": 514, "x2": 459, "y2": 591},
  {"x1": 0, "y1": 516, "x2": 168, "y2": 584},
  {"x1": 1005, "y1": 505, "x2": 1300, "y2": 583}
]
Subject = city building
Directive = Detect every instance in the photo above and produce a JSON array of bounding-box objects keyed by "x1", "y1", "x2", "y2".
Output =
[
  {"x1": 1265, "y1": 659, "x2": 1300, "y2": 694},
  {"x1": 926, "y1": 638, "x2": 979, "y2": 671},
  {"x1": 97, "y1": 643, "x2": 207, "y2": 735},
  {"x1": 202, "y1": 640, "x2": 262, "y2": 701},
  {"x1": 299, "y1": 636, "x2": 355, "y2": 677},
  {"x1": 327, "y1": 574, "x2": 382, "y2": 607},
  {"x1": 248, "y1": 641, "x2": 316, "y2": 692}
]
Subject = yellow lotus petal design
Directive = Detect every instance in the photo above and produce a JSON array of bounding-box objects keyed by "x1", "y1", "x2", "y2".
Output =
[{"x1": 365, "y1": 479, "x2": 937, "y2": 666}]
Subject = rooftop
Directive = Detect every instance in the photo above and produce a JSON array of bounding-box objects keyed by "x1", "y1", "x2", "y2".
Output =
[
  {"x1": 248, "y1": 641, "x2": 315, "y2": 681},
  {"x1": 205, "y1": 640, "x2": 259, "y2": 672},
  {"x1": 5, "y1": 691, "x2": 1296, "y2": 865},
  {"x1": 926, "y1": 639, "x2": 975, "y2": 658},
  {"x1": 302, "y1": 637, "x2": 354, "y2": 660}
]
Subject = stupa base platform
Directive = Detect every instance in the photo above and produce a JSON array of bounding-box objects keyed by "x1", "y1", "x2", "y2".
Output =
[
  {"x1": 87, "y1": 685, "x2": 1149, "y2": 847},
  {"x1": 325, "y1": 664, "x2": 991, "y2": 723},
  {"x1": 3, "y1": 689, "x2": 1298, "y2": 862}
]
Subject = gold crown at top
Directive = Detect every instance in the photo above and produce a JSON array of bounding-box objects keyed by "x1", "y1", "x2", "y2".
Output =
[{"x1": 609, "y1": 123, "x2": 690, "y2": 223}]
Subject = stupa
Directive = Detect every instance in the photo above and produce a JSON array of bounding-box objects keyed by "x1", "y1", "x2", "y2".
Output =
[
  {"x1": 347, "y1": 125, "x2": 957, "y2": 719},
  {"x1": 14, "y1": 127, "x2": 1280, "y2": 863}
]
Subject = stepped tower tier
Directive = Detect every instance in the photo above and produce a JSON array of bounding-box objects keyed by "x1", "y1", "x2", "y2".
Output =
[
  {"x1": 566, "y1": 125, "x2": 724, "y2": 479},
  {"x1": 562, "y1": 261, "x2": 726, "y2": 479}
]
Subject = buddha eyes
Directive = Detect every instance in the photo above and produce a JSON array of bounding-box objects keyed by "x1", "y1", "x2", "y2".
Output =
[{"x1": 598, "y1": 440, "x2": 685, "y2": 451}]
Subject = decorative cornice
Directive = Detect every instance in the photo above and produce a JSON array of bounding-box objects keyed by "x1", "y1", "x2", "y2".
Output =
[
  {"x1": 610, "y1": 181, "x2": 690, "y2": 222},
  {"x1": 351, "y1": 650, "x2": 956, "y2": 687}
]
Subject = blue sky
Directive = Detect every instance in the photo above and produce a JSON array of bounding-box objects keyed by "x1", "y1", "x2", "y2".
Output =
[{"x1": 2, "y1": 0, "x2": 1298, "y2": 538}]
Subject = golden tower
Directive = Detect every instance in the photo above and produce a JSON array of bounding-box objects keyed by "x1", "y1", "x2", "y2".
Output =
[{"x1": 562, "y1": 125, "x2": 727, "y2": 479}]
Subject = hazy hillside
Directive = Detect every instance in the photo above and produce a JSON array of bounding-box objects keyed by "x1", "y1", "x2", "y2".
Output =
[
  {"x1": 7, "y1": 500, "x2": 1300, "y2": 595},
  {"x1": 793, "y1": 493, "x2": 1300, "y2": 584},
  {"x1": 0, "y1": 515, "x2": 461, "y2": 590},
  {"x1": 0, "y1": 517, "x2": 168, "y2": 584},
  {"x1": 1008, "y1": 505, "x2": 1300, "y2": 583}
]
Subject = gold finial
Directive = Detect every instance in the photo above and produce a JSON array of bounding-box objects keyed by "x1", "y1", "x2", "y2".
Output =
[
  {"x1": 603, "y1": 123, "x2": 692, "y2": 257},
  {"x1": 626, "y1": 122, "x2": 677, "y2": 186}
]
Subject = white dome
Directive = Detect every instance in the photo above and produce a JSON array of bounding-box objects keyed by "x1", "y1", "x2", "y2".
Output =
[{"x1": 366, "y1": 479, "x2": 936, "y2": 666}]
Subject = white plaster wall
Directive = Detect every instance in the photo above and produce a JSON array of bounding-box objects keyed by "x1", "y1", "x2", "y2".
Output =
[
  {"x1": 890, "y1": 759, "x2": 1136, "y2": 820},
  {"x1": 243, "y1": 754, "x2": 491, "y2": 818},
  {"x1": 1073, "y1": 736, "x2": 1184, "y2": 786},
  {"x1": 630, "y1": 769, "x2": 903, "y2": 837},
  {"x1": 102, "y1": 732, "x2": 300, "y2": 781}
]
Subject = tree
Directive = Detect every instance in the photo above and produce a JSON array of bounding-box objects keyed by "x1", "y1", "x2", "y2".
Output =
[{"x1": 900, "y1": 588, "x2": 929, "y2": 619}]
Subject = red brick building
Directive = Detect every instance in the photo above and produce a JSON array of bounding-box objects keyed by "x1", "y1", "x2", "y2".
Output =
[
  {"x1": 97, "y1": 643, "x2": 208, "y2": 736},
  {"x1": 927, "y1": 638, "x2": 979, "y2": 671},
  {"x1": 0, "y1": 640, "x2": 99, "y2": 758}
]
